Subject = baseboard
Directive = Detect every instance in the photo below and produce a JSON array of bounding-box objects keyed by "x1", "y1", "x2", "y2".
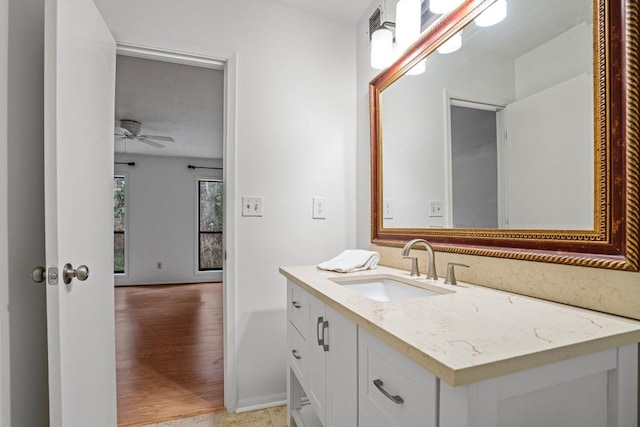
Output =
[{"x1": 235, "y1": 394, "x2": 287, "y2": 413}]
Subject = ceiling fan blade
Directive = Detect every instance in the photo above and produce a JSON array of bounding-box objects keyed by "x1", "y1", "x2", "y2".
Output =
[
  {"x1": 115, "y1": 127, "x2": 132, "y2": 136},
  {"x1": 138, "y1": 137, "x2": 165, "y2": 148},
  {"x1": 139, "y1": 135, "x2": 175, "y2": 142}
]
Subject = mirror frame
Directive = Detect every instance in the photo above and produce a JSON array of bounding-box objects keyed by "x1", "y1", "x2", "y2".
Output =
[{"x1": 370, "y1": 0, "x2": 639, "y2": 271}]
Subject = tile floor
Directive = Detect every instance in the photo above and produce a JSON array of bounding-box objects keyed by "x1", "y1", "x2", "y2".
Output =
[{"x1": 143, "y1": 406, "x2": 287, "y2": 427}]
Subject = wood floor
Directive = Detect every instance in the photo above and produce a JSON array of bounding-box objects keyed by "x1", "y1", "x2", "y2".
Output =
[{"x1": 115, "y1": 283, "x2": 224, "y2": 427}]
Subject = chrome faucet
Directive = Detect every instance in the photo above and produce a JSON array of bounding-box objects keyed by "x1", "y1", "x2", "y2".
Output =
[{"x1": 401, "y1": 239, "x2": 437, "y2": 280}]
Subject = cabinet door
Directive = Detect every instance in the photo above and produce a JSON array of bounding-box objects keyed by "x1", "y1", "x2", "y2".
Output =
[
  {"x1": 325, "y1": 306, "x2": 357, "y2": 427},
  {"x1": 359, "y1": 329, "x2": 438, "y2": 427},
  {"x1": 307, "y1": 294, "x2": 328, "y2": 426}
]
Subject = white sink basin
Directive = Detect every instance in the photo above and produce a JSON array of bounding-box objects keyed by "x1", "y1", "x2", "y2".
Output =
[{"x1": 330, "y1": 275, "x2": 452, "y2": 302}]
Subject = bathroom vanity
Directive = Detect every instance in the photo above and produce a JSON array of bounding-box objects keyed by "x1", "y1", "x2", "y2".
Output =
[{"x1": 281, "y1": 265, "x2": 640, "y2": 427}]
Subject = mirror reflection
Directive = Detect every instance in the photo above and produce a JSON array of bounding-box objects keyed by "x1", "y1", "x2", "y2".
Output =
[{"x1": 381, "y1": 0, "x2": 594, "y2": 230}]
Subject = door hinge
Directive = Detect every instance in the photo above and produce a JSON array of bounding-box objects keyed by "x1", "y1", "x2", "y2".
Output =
[{"x1": 48, "y1": 267, "x2": 58, "y2": 286}]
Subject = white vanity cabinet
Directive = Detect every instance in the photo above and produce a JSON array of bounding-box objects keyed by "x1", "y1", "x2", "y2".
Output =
[
  {"x1": 287, "y1": 280, "x2": 357, "y2": 427},
  {"x1": 284, "y1": 271, "x2": 639, "y2": 427}
]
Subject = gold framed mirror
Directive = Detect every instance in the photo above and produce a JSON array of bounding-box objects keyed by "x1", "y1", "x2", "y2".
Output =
[{"x1": 370, "y1": 0, "x2": 639, "y2": 270}]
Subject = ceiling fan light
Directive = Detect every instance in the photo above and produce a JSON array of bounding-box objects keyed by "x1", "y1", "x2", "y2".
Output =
[
  {"x1": 429, "y1": 0, "x2": 464, "y2": 15},
  {"x1": 371, "y1": 27, "x2": 394, "y2": 69},
  {"x1": 437, "y1": 31, "x2": 463, "y2": 54},
  {"x1": 475, "y1": 0, "x2": 507, "y2": 27},
  {"x1": 396, "y1": 0, "x2": 421, "y2": 51}
]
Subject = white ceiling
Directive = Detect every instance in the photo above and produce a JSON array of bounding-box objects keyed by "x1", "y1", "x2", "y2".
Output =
[
  {"x1": 262, "y1": 0, "x2": 373, "y2": 23},
  {"x1": 114, "y1": 55, "x2": 224, "y2": 159}
]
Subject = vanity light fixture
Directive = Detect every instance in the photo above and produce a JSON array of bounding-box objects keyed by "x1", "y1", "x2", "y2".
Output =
[
  {"x1": 371, "y1": 25, "x2": 395, "y2": 69},
  {"x1": 429, "y1": 0, "x2": 464, "y2": 15},
  {"x1": 475, "y1": 0, "x2": 507, "y2": 27},
  {"x1": 437, "y1": 30, "x2": 463, "y2": 54},
  {"x1": 370, "y1": 0, "x2": 424, "y2": 70},
  {"x1": 395, "y1": 0, "x2": 421, "y2": 51}
]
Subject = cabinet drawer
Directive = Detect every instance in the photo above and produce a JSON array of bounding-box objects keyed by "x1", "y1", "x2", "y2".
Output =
[
  {"x1": 288, "y1": 322, "x2": 308, "y2": 389},
  {"x1": 358, "y1": 329, "x2": 437, "y2": 427},
  {"x1": 288, "y1": 280, "x2": 310, "y2": 339}
]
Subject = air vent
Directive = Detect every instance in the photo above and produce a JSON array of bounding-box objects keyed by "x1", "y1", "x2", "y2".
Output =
[
  {"x1": 369, "y1": 7, "x2": 382, "y2": 40},
  {"x1": 368, "y1": 0, "x2": 397, "y2": 40}
]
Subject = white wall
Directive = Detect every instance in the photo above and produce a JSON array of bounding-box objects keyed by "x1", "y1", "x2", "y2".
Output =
[
  {"x1": 114, "y1": 154, "x2": 223, "y2": 285},
  {"x1": 0, "y1": 0, "x2": 10, "y2": 423},
  {"x1": 505, "y1": 74, "x2": 593, "y2": 229},
  {"x1": 356, "y1": 3, "x2": 380, "y2": 248},
  {"x1": 4, "y1": 0, "x2": 49, "y2": 425},
  {"x1": 515, "y1": 22, "x2": 592, "y2": 100},
  {"x1": 95, "y1": 0, "x2": 357, "y2": 409},
  {"x1": 506, "y1": 22, "x2": 594, "y2": 229}
]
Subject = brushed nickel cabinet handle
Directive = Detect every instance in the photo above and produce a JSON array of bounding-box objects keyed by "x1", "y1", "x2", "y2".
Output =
[
  {"x1": 292, "y1": 349, "x2": 301, "y2": 360},
  {"x1": 292, "y1": 301, "x2": 302, "y2": 308},
  {"x1": 317, "y1": 316, "x2": 324, "y2": 346},
  {"x1": 322, "y1": 320, "x2": 329, "y2": 352},
  {"x1": 373, "y1": 379, "x2": 404, "y2": 404}
]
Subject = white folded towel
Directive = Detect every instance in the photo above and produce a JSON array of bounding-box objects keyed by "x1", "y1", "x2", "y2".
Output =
[{"x1": 317, "y1": 250, "x2": 380, "y2": 273}]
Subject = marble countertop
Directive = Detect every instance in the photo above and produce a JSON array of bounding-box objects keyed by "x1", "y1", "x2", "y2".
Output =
[{"x1": 280, "y1": 265, "x2": 640, "y2": 386}]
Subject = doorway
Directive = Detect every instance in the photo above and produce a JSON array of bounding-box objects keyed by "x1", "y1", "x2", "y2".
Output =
[
  {"x1": 112, "y1": 48, "x2": 229, "y2": 425},
  {"x1": 445, "y1": 97, "x2": 506, "y2": 228}
]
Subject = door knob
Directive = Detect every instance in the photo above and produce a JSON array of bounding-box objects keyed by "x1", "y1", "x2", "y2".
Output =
[
  {"x1": 62, "y1": 263, "x2": 89, "y2": 284},
  {"x1": 31, "y1": 266, "x2": 46, "y2": 283}
]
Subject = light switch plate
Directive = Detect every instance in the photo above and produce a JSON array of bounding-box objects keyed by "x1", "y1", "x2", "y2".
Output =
[
  {"x1": 383, "y1": 199, "x2": 394, "y2": 219},
  {"x1": 429, "y1": 200, "x2": 443, "y2": 217},
  {"x1": 313, "y1": 197, "x2": 326, "y2": 219},
  {"x1": 242, "y1": 196, "x2": 263, "y2": 217}
]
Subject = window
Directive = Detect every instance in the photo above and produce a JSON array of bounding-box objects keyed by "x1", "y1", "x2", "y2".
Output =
[
  {"x1": 114, "y1": 176, "x2": 126, "y2": 274},
  {"x1": 198, "y1": 180, "x2": 223, "y2": 271}
]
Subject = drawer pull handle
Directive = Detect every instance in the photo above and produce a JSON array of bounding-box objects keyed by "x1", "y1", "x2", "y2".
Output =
[
  {"x1": 292, "y1": 349, "x2": 302, "y2": 360},
  {"x1": 292, "y1": 301, "x2": 302, "y2": 309},
  {"x1": 373, "y1": 379, "x2": 404, "y2": 404},
  {"x1": 322, "y1": 320, "x2": 329, "y2": 352},
  {"x1": 317, "y1": 316, "x2": 324, "y2": 346}
]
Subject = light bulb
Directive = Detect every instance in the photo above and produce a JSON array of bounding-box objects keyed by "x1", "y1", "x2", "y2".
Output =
[
  {"x1": 475, "y1": 0, "x2": 507, "y2": 27},
  {"x1": 437, "y1": 31, "x2": 462, "y2": 54},
  {"x1": 396, "y1": 0, "x2": 421, "y2": 51},
  {"x1": 407, "y1": 60, "x2": 426, "y2": 76},
  {"x1": 370, "y1": 28, "x2": 394, "y2": 69},
  {"x1": 429, "y1": 0, "x2": 464, "y2": 15}
]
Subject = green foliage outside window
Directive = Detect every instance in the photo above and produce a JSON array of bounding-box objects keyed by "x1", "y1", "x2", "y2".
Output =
[
  {"x1": 114, "y1": 176, "x2": 125, "y2": 273},
  {"x1": 199, "y1": 180, "x2": 223, "y2": 270}
]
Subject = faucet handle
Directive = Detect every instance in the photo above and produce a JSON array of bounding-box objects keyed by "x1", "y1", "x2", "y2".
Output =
[
  {"x1": 444, "y1": 262, "x2": 469, "y2": 285},
  {"x1": 402, "y1": 256, "x2": 420, "y2": 277}
]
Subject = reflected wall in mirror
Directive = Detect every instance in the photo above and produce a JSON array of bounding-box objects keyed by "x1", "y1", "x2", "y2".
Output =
[{"x1": 370, "y1": 0, "x2": 639, "y2": 270}]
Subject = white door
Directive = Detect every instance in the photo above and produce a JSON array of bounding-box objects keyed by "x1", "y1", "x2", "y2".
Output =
[{"x1": 44, "y1": 0, "x2": 117, "y2": 425}]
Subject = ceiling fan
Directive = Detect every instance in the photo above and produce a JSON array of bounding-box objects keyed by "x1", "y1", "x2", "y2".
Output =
[{"x1": 114, "y1": 119, "x2": 175, "y2": 148}]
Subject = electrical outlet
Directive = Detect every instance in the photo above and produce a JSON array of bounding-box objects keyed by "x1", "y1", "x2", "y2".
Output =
[
  {"x1": 242, "y1": 196, "x2": 263, "y2": 217},
  {"x1": 429, "y1": 200, "x2": 443, "y2": 217},
  {"x1": 313, "y1": 197, "x2": 326, "y2": 219},
  {"x1": 383, "y1": 199, "x2": 394, "y2": 219}
]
